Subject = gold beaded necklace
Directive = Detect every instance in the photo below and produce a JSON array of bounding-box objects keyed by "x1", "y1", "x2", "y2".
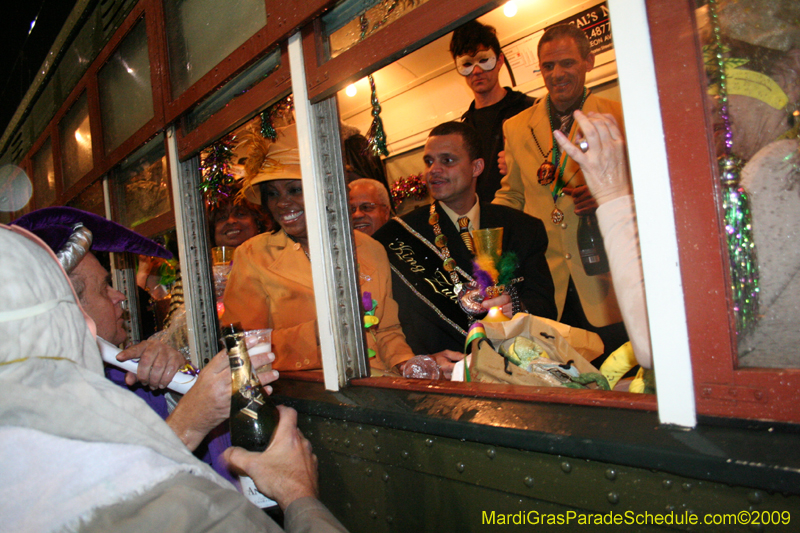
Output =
[{"x1": 428, "y1": 202, "x2": 465, "y2": 293}]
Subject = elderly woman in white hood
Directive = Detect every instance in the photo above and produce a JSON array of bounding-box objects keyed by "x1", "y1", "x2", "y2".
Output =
[{"x1": 0, "y1": 225, "x2": 347, "y2": 532}]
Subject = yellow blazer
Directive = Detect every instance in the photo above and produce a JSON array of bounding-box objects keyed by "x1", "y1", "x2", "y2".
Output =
[
  {"x1": 494, "y1": 93, "x2": 624, "y2": 327},
  {"x1": 222, "y1": 230, "x2": 413, "y2": 372}
]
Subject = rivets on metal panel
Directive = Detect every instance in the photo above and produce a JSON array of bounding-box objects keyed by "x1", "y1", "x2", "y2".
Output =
[
  {"x1": 372, "y1": 428, "x2": 379, "y2": 436},
  {"x1": 747, "y1": 491, "x2": 763, "y2": 504},
  {"x1": 382, "y1": 473, "x2": 390, "y2": 482},
  {"x1": 401, "y1": 450, "x2": 409, "y2": 459},
  {"x1": 365, "y1": 467, "x2": 373, "y2": 477},
  {"x1": 662, "y1": 479, "x2": 673, "y2": 490},
  {"x1": 425, "y1": 438, "x2": 434, "y2": 447},
  {"x1": 358, "y1": 442, "x2": 365, "y2": 450},
  {"x1": 374, "y1": 445, "x2": 381, "y2": 453},
  {"x1": 682, "y1": 482, "x2": 692, "y2": 492},
  {"x1": 561, "y1": 461, "x2": 572, "y2": 473},
  {"x1": 605, "y1": 469, "x2": 617, "y2": 481},
  {"x1": 486, "y1": 448, "x2": 496, "y2": 459},
  {"x1": 344, "y1": 439, "x2": 351, "y2": 447},
  {"x1": 524, "y1": 476, "x2": 535, "y2": 488},
  {"x1": 386, "y1": 516, "x2": 393, "y2": 524},
  {"x1": 370, "y1": 509, "x2": 378, "y2": 519},
  {"x1": 607, "y1": 492, "x2": 620, "y2": 504},
  {"x1": 456, "y1": 462, "x2": 466, "y2": 473}
]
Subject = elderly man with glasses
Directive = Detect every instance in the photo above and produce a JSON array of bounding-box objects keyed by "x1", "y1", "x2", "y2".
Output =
[{"x1": 348, "y1": 178, "x2": 392, "y2": 237}]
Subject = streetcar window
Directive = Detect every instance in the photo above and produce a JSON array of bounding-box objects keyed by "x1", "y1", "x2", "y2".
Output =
[
  {"x1": 59, "y1": 92, "x2": 93, "y2": 190},
  {"x1": 98, "y1": 18, "x2": 154, "y2": 154},
  {"x1": 32, "y1": 137, "x2": 56, "y2": 208},
  {"x1": 163, "y1": 0, "x2": 268, "y2": 98}
]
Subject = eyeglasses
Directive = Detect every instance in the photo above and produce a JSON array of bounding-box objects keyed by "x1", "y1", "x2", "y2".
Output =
[{"x1": 349, "y1": 202, "x2": 386, "y2": 215}]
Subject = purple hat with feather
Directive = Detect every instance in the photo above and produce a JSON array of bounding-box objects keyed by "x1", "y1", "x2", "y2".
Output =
[{"x1": 12, "y1": 207, "x2": 171, "y2": 273}]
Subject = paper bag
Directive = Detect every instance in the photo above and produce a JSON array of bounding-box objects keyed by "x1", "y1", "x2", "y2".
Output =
[{"x1": 468, "y1": 313, "x2": 600, "y2": 387}]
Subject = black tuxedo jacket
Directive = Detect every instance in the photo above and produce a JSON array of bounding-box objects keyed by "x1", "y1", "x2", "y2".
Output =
[{"x1": 374, "y1": 201, "x2": 556, "y2": 355}]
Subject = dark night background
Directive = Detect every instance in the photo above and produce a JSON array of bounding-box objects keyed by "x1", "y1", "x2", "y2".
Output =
[{"x1": 1, "y1": 0, "x2": 78, "y2": 138}]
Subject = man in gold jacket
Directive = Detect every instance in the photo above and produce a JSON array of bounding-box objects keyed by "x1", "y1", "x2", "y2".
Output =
[{"x1": 494, "y1": 24, "x2": 627, "y2": 358}]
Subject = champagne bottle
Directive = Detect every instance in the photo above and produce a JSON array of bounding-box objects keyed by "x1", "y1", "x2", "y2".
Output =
[
  {"x1": 222, "y1": 322, "x2": 280, "y2": 508},
  {"x1": 576, "y1": 213, "x2": 609, "y2": 276}
]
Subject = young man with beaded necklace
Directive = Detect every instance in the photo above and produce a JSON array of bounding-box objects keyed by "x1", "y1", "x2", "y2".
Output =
[
  {"x1": 494, "y1": 24, "x2": 627, "y2": 360},
  {"x1": 374, "y1": 122, "x2": 556, "y2": 360}
]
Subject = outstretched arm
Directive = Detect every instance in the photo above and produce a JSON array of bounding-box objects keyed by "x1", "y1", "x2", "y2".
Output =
[{"x1": 555, "y1": 111, "x2": 651, "y2": 368}]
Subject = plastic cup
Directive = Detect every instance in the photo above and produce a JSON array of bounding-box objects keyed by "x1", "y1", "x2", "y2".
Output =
[
  {"x1": 243, "y1": 328, "x2": 272, "y2": 371},
  {"x1": 402, "y1": 355, "x2": 441, "y2": 380},
  {"x1": 212, "y1": 246, "x2": 236, "y2": 265}
]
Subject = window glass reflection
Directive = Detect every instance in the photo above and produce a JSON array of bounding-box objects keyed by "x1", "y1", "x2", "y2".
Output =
[
  {"x1": 115, "y1": 133, "x2": 170, "y2": 230},
  {"x1": 323, "y1": 0, "x2": 431, "y2": 59},
  {"x1": 98, "y1": 18, "x2": 154, "y2": 154},
  {"x1": 33, "y1": 138, "x2": 56, "y2": 207},
  {"x1": 694, "y1": 0, "x2": 800, "y2": 368},
  {"x1": 163, "y1": 0, "x2": 267, "y2": 98},
  {"x1": 60, "y1": 92, "x2": 93, "y2": 190},
  {"x1": 66, "y1": 178, "x2": 106, "y2": 217}
]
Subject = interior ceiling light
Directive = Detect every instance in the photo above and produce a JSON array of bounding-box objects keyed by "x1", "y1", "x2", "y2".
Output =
[{"x1": 504, "y1": 1, "x2": 518, "y2": 17}]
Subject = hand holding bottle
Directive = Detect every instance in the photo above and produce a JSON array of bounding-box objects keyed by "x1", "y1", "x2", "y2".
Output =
[
  {"x1": 224, "y1": 405, "x2": 319, "y2": 510},
  {"x1": 561, "y1": 185, "x2": 598, "y2": 216},
  {"x1": 166, "y1": 347, "x2": 277, "y2": 451}
]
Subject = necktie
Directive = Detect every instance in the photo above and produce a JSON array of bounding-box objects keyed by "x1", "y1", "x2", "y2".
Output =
[{"x1": 458, "y1": 216, "x2": 474, "y2": 254}]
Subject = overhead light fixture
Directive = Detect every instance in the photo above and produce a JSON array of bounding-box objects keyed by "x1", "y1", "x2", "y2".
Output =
[
  {"x1": 345, "y1": 84, "x2": 357, "y2": 97},
  {"x1": 503, "y1": 1, "x2": 518, "y2": 17}
]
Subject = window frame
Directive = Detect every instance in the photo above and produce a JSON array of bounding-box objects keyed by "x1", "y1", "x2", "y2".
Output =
[
  {"x1": 155, "y1": 0, "x2": 333, "y2": 124},
  {"x1": 643, "y1": 0, "x2": 800, "y2": 423},
  {"x1": 295, "y1": 0, "x2": 800, "y2": 425}
]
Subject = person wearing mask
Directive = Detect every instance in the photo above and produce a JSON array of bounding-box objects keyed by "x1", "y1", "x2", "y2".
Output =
[{"x1": 451, "y1": 20, "x2": 534, "y2": 201}]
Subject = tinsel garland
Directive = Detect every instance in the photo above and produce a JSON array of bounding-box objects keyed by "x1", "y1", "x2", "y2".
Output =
[
  {"x1": 260, "y1": 94, "x2": 295, "y2": 141},
  {"x1": 365, "y1": 75, "x2": 389, "y2": 157},
  {"x1": 199, "y1": 135, "x2": 237, "y2": 209},
  {"x1": 358, "y1": 1, "x2": 414, "y2": 41},
  {"x1": 390, "y1": 173, "x2": 427, "y2": 205},
  {"x1": 708, "y1": 0, "x2": 759, "y2": 336}
]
